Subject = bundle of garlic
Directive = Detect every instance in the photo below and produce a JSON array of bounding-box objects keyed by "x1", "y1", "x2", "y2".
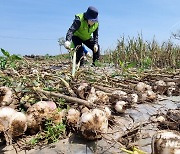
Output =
[
  {"x1": 0, "y1": 86, "x2": 13, "y2": 106},
  {"x1": 151, "y1": 130, "x2": 180, "y2": 154},
  {"x1": 112, "y1": 90, "x2": 127, "y2": 100},
  {"x1": 26, "y1": 101, "x2": 64, "y2": 134},
  {"x1": 79, "y1": 108, "x2": 109, "y2": 140},
  {"x1": 136, "y1": 82, "x2": 156, "y2": 102},
  {"x1": 0, "y1": 107, "x2": 27, "y2": 144}
]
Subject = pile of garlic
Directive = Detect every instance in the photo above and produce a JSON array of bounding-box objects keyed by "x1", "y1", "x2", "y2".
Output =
[{"x1": 66, "y1": 107, "x2": 111, "y2": 140}]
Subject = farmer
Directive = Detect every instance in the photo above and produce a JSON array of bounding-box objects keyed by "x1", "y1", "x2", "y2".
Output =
[{"x1": 64, "y1": 6, "x2": 100, "y2": 66}]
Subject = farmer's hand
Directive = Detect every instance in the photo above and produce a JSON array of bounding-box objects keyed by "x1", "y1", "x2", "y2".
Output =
[
  {"x1": 64, "y1": 41, "x2": 71, "y2": 49},
  {"x1": 93, "y1": 44, "x2": 98, "y2": 53},
  {"x1": 86, "y1": 52, "x2": 92, "y2": 57}
]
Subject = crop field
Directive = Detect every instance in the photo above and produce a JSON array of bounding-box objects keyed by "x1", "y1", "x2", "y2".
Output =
[{"x1": 0, "y1": 36, "x2": 180, "y2": 154}]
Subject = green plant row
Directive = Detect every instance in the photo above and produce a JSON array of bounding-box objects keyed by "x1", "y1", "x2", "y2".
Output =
[
  {"x1": 103, "y1": 35, "x2": 180, "y2": 69},
  {"x1": 0, "y1": 48, "x2": 22, "y2": 69}
]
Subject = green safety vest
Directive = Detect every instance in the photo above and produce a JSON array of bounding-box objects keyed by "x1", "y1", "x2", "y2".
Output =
[{"x1": 74, "y1": 13, "x2": 99, "y2": 41}]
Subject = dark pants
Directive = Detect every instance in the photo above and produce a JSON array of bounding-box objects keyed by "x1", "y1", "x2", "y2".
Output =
[{"x1": 72, "y1": 36, "x2": 100, "y2": 65}]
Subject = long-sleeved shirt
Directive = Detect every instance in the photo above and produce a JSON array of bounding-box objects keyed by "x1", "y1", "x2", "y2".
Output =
[{"x1": 66, "y1": 14, "x2": 99, "y2": 44}]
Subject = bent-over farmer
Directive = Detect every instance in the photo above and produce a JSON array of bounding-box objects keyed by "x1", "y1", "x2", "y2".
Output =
[{"x1": 64, "y1": 6, "x2": 100, "y2": 66}]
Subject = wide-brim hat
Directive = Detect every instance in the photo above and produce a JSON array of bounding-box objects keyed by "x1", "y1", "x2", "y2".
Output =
[{"x1": 84, "y1": 6, "x2": 98, "y2": 22}]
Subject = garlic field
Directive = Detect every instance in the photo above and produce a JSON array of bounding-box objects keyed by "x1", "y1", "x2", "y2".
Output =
[{"x1": 0, "y1": 48, "x2": 180, "y2": 154}]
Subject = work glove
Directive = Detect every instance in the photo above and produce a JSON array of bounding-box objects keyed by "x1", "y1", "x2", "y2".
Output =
[
  {"x1": 93, "y1": 44, "x2": 98, "y2": 53},
  {"x1": 64, "y1": 41, "x2": 71, "y2": 49},
  {"x1": 84, "y1": 56, "x2": 87, "y2": 61}
]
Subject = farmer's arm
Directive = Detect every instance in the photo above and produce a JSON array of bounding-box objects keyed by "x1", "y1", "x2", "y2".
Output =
[
  {"x1": 66, "y1": 16, "x2": 81, "y2": 41},
  {"x1": 93, "y1": 27, "x2": 99, "y2": 44}
]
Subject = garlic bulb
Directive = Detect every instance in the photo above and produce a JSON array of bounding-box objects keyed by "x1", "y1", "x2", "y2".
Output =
[
  {"x1": 112, "y1": 90, "x2": 127, "y2": 99},
  {"x1": 136, "y1": 82, "x2": 146, "y2": 92},
  {"x1": 81, "y1": 107, "x2": 90, "y2": 114},
  {"x1": 127, "y1": 93, "x2": 138, "y2": 103},
  {"x1": 8, "y1": 112, "x2": 27, "y2": 137},
  {"x1": 0, "y1": 107, "x2": 16, "y2": 131},
  {"x1": 114, "y1": 101, "x2": 127, "y2": 113},
  {"x1": 80, "y1": 108, "x2": 108, "y2": 140},
  {"x1": 67, "y1": 108, "x2": 80, "y2": 128},
  {"x1": 77, "y1": 82, "x2": 89, "y2": 99},
  {"x1": 27, "y1": 101, "x2": 50, "y2": 116},
  {"x1": 167, "y1": 87, "x2": 176, "y2": 96},
  {"x1": 87, "y1": 88, "x2": 109, "y2": 104},
  {"x1": 26, "y1": 101, "x2": 59, "y2": 134},
  {"x1": 155, "y1": 80, "x2": 166, "y2": 86},
  {"x1": 0, "y1": 107, "x2": 27, "y2": 145},
  {"x1": 49, "y1": 109, "x2": 65, "y2": 124},
  {"x1": 136, "y1": 82, "x2": 151, "y2": 92},
  {"x1": 167, "y1": 109, "x2": 180, "y2": 123},
  {"x1": 141, "y1": 92, "x2": 148, "y2": 101},
  {"x1": 104, "y1": 106, "x2": 111, "y2": 118},
  {"x1": 27, "y1": 101, "x2": 57, "y2": 117},
  {"x1": 26, "y1": 113, "x2": 40, "y2": 134},
  {"x1": 0, "y1": 87, "x2": 13, "y2": 106},
  {"x1": 166, "y1": 81, "x2": 176, "y2": 96},
  {"x1": 146, "y1": 90, "x2": 157, "y2": 100},
  {"x1": 156, "y1": 116, "x2": 166, "y2": 122},
  {"x1": 87, "y1": 87, "x2": 98, "y2": 103},
  {"x1": 153, "y1": 80, "x2": 167, "y2": 94},
  {"x1": 141, "y1": 90, "x2": 156, "y2": 101},
  {"x1": 152, "y1": 130, "x2": 180, "y2": 154},
  {"x1": 166, "y1": 82, "x2": 176, "y2": 87},
  {"x1": 96, "y1": 91, "x2": 109, "y2": 104},
  {"x1": 45, "y1": 101, "x2": 57, "y2": 111}
]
